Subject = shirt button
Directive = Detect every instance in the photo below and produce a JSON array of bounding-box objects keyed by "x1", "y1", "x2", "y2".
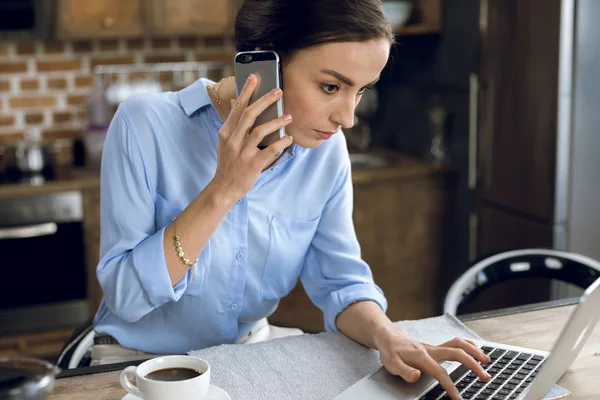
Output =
[
  {"x1": 237, "y1": 198, "x2": 243, "y2": 204},
  {"x1": 236, "y1": 252, "x2": 244, "y2": 260},
  {"x1": 230, "y1": 303, "x2": 238, "y2": 310}
]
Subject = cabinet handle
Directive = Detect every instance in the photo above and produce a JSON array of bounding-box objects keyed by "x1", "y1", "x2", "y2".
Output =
[
  {"x1": 468, "y1": 73, "x2": 479, "y2": 191},
  {"x1": 469, "y1": 213, "x2": 478, "y2": 261},
  {"x1": 0, "y1": 223, "x2": 57, "y2": 239},
  {"x1": 103, "y1": 17, "x2": 115, "y2": 29}
]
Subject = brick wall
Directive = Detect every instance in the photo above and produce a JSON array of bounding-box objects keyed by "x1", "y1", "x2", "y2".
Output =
[{"x1": 0, "y1": 36, "x2": 235, "y2": 151}]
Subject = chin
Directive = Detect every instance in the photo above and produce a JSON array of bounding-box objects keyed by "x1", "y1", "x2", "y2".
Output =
[
  {"x1": 287, "y1": 130, "x2": 325, "y2": 149},
  {"x1": 292, "y1": 136, "x2": 323, "y2": 149}
]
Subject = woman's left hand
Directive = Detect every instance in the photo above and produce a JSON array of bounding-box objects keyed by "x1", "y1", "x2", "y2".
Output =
[{"x1": 373, "y1": 327, "x2": 491, "y2": 400}]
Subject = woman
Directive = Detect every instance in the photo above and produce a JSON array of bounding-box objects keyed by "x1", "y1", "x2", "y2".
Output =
[{"x1": 92, "y1": 0, "x2": 490, "y2": 397}]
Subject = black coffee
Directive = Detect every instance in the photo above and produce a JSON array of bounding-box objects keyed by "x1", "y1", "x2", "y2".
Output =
[{"x1": 145, "y1": 367, "x2": 202, "y2": 382}]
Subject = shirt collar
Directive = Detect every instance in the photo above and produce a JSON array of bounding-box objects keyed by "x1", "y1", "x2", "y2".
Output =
[
  {"x1": 178, "y1": 78, "x2": 215, "y2": 116},
  {"x1": 178, "y1": 78, "x2": 303, "y2": 159}
]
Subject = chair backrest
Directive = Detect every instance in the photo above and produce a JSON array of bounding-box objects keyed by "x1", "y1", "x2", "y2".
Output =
[
  {"x1": 56, "y1": 320, "x2": 94, "y2": 369},
  {"x1": 443, "y1": 248, "x2": 600, "y2": 315}
]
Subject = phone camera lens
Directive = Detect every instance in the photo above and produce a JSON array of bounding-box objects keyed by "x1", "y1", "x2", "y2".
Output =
[{"x1": 243, "y1": 55, "x2": 252, "y2": 63}]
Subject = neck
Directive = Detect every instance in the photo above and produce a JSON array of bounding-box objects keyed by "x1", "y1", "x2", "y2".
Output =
[{"x1": 211, "y1": 77, "x2": 237, "y2": 120}]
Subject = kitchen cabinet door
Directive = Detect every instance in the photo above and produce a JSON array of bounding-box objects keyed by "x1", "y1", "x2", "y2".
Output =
[
  {"x1": 149, "y1": 0, "x2": 234, "y2": 36},
  {"x1": 57, "y1": 0, "x2": 145, "y2": 40},
  {"x1": 476, "y1": 0, "x2": 561, "y2": 221},
  {"x1": 465, "y1": 202, "x2": 553, "y2": 314}
]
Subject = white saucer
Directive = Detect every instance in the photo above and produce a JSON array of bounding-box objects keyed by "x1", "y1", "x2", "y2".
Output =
[{"x1": 121, "y1": 384, "x2": 231, "y2": 400}]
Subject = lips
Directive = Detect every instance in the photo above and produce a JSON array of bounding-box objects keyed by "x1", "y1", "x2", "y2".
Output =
[{"x1": 315, "y1": 129, "x2": 336, "y2": 140}]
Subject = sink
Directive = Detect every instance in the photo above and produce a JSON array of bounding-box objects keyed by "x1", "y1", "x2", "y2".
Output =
[{"x1": 349, "y1": 153, "x2": 395, "y2": 169}]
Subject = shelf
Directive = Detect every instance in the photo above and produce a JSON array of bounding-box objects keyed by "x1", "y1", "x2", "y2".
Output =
[
  {"x1": 390, "y1": 0, "x2": 442, "y2": 36},
  {"x1": 394, "y1": 24, "x2": 442, "y2": 35}
]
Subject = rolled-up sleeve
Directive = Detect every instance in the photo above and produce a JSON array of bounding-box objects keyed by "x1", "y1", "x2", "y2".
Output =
[
  {"x1": 299, "y1": 158, "x2": 388, "y2": 332},
  {"x1": 97, "y1": 105, "x2": 190, "y2": 323}
]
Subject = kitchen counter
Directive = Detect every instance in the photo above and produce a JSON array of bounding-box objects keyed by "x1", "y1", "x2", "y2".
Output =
[
  {"x1": 0, "y1": 151, "x2": 448, "y2": 200},
  {"x1": 270, "y1": 151, "x2": 459, "y2": 332},
  {"x1": 0, "y1": 154, "x2": 457, "y2": 325},
  {"x1": 350, "y1": 148, "x2": 454, "y2": 185},
  {"x1": 0, "y1": 167, "x2": 100, "y2": 200}
]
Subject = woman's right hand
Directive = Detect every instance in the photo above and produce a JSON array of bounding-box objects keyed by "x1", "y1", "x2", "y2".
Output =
[{"x1": 210, "y1": 74, "x2": 294, "y2": 202}]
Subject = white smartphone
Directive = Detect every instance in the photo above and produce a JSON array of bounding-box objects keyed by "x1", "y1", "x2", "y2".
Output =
[{"x1": 234, "y1": 50, "x2": 285, "y2": 149}]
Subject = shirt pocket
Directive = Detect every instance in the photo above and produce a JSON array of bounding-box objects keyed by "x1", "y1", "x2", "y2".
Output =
[
  {"x1": 154, "y1": 193, "x2": 210, "y2": 297},
  {"x1": 261, "y1": 213, "x2": 320, "y2": 301}
]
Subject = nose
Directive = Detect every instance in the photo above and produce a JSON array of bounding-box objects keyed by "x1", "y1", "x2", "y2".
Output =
[{"x1": 331, "y1": 96, "x2": 358, "y2": 129}]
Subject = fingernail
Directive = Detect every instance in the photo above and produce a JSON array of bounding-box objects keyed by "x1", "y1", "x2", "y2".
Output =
[
  {"x1": 283, "y1": 114, "x2": 292, "y2": 121},
  {"x1": 247, "y1": 74, "x2": 255, "y2": 83},
  {"x1": 271, "y1": 88, "x2": 282, "y2": 96}
]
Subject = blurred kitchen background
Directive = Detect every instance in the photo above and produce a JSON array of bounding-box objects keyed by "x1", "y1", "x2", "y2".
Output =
[{"x1": 0, "y1": 0, "x2": 599, "y2": 365}]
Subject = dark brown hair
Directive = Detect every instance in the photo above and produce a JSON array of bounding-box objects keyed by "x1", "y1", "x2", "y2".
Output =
[{"x1": 235, "y1": 0, "x2": 394, "y2": 60}]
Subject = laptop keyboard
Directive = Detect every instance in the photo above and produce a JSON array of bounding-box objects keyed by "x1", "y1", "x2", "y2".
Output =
[{"x1": 418, "y1": 346, "x2": 547, "y2": 400}]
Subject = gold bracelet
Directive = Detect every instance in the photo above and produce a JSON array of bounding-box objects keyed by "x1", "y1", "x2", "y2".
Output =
[{"x1": 172, "y1": 217, "x2": 197, "y2": 284}]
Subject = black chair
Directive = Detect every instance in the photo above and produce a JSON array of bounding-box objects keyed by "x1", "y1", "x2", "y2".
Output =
[
  {"x1": 443, "y1": 248, "x2": 600, "y2": 315},
  {"x1": 56, "y1": 319, "x2": 94, "y2": 369}
]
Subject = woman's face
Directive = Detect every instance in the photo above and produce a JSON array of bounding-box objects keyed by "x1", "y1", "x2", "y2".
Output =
[{"x1": 281, "y1": 39, "x2": 391, "y2": 148}]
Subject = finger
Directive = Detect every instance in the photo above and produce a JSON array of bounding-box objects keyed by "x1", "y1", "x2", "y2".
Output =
[
  {"x1": 416, "y1": 356, "x2": 462, "y2": 400},
  {"x1": 383, "y1": 356, "x2": 421, "y2": 383},
  {"x1": 442, "y1": 338, "x2": 490, "y2": 364},
  {"x1": 259, "y1": 135, "x2": 294, "y2": 165},
  {"x1": 247, "y1": 113, "x2": 293, "y2": 147},
  {"x1": 234, "y1": 88, "x2": 284, "y2": 140},
  {"x1": 429, "y1": 347, "x2": 490, "y2": 382},
  {"x1": 224, "y1": 74, "x2": 257, "y2": 129}
]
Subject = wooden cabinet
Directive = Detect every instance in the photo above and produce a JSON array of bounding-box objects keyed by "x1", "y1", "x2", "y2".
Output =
[
  {"x1": 476, "y1": 0, "x2": 561, "y2": 223},
  {"x1": 462, "y1": 203, "x2": 553, "y2": 314},
  {"x1": 466, "y1": 0, "x2": 562, "y2": 312},
  {"x1": 57, "y1": 0, "x2": 146, "y2": 39},
  {"x1": 269, "y1": 159, "x2": 459, "y2": 332},
  {"x1": 82, "y1": 187, "x2": 103, "y2": 316},
  {"x1": 148, "y1": 0, "x2": 234, "y2": 36},
  {"x1": 79, "y1": 159, "x2": 458, "y2": 333},
  {"x1": 57, "y1": 0, "x2": 240, "y2": 40},
  {"x1": 474, "y1": 0, "x2": 561, "y2": 255}
]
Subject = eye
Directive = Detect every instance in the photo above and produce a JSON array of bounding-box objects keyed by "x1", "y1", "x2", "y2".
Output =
[{"x1": 320, "y1": 83, "x2": 339, "y2": 95}]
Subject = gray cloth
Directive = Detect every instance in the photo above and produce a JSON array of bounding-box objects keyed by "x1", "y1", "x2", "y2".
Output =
[{"x1": 188, "y1": 314, "x2": 570, "y2": 400}]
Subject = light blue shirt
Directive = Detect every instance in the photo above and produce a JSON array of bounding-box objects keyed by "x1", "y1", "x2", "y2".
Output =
[{"x1": 93, "y1": 78, "x2": 387, "y2": 354}]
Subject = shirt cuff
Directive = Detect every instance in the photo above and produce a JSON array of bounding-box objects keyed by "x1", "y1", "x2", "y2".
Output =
[
  {"x1": 132, "y1": 227, "x2": 188, "y2": 307},
  {"x1": 324, "y1": 283, "x2": 388, "y2": 333}
]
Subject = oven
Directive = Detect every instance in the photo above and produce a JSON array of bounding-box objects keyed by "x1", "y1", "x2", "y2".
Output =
[
  {"x1": 0, "y1": 0, "x2": 55, "y2": 41},
  {"x1": 0, "y1": 191, "x2": 90, "y2": 336}
]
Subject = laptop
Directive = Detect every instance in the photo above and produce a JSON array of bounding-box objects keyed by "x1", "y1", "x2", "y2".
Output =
[{"x1": 335, "y1": 276, "x2": 600, "y2": 400}]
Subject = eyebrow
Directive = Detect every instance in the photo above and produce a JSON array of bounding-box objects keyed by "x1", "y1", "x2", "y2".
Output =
[{"x1": 321, "y1": 69, "x2": 380, "y2": 87}]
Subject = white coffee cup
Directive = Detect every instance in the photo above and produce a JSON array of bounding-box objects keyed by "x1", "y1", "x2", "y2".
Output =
[{"x1": 120, "y1": 355, "x2": 211, "y2": 400}]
